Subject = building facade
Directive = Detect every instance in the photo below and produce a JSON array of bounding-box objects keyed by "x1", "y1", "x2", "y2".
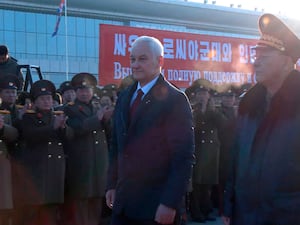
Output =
[{"x1": 1, "y1": 0, "x2": 298, "y2": 87}]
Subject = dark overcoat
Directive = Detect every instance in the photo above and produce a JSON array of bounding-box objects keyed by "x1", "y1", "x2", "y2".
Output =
[
  {"x1": 0, "y1": 113, "x2": 18, "y2": 209},
  {"x1": 107, "y1": 75, "x2": 195, "y2": 220},
  {"x1": 64, "y1": 99, "x2": 109, "y2": 199},
  {"x1": 18, "y1": 110, "x2": 66, "y2": 205},
  {"x1": 224, "y1": 70, "x2": 300, "y2": 225},
  {"x1": 193, "y1": 106, "x2": 225, "y2": 185}
]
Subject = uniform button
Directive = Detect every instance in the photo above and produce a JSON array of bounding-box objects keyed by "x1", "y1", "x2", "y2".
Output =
[
  {"x1": 58, "y1": 155, "x2": 62, "y2": 159},
  {"x1": 104, "y1": 140, "x2": 106, "y2": 143},
  {"x1": 201, "y1": 140, "x2": 205, "y2": 143},
  {"x1": 93, "y1": 131, "x2": 97, "y2": 134},
  {"x1": 201, "y1": 122, "x2": 205, "y2": 125},
  {"x1": 38, "y1": 120, "x2": 42, "y2": 123},
  {"x1": 95, "y1": 141, "x2": 99, "y2": 144},
  {"x1": 210, "y1": 130, "x2": 214, "y2": 133},
  {"x1": 201, "y1": 130, "x2": 205, "y2": 134},
  {"x1": 58, "y1": 142, "x2": 62, "y2": 146},
  {"x1": 102, "y1": 130, "x2": 105, "y2": 133},
  {"x1": 0, "y1": 139, "x2": 2, "y2": 143},
  {"x1": 48, "y1": 142, "x2": 52, "y2": 145},
  {"x1": 48, "y1": 154, "x2": 52, "y2": 158},
  {"x1": 210, "y1": 140, "x2": 213, "y2": 143}
]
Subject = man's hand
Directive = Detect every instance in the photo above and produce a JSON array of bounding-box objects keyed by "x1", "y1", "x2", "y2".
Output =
[
  {"x1": 105, "y1": 189, "x2": 116, "y2": 209},
  {"x1": 155, "y1": 204, "x2": 176, "y2": 224}
]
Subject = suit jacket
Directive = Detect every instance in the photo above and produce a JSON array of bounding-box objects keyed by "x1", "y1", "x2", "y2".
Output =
[{"x1": 107, "y1": 74, "x2": 195, "y2": 220}]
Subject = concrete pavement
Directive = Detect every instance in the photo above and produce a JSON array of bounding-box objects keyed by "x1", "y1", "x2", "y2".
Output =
[{"x1": 188, "y1": 216, "x2": 223, "y2": 225}]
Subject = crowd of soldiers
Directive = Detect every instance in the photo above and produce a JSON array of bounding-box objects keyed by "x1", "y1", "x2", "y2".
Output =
[{"x1": 0, "y1": 64, "x2": 253, "y2": 225}]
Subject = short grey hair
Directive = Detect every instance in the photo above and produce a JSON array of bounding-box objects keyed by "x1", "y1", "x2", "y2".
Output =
[{"x1": 132, "y1": 36, "x2": 164, "y2": 57}]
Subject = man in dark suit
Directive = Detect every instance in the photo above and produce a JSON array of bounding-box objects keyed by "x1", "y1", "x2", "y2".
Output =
[{"x1": 105, "y1": 36, "x2": 195, "y2": 225}]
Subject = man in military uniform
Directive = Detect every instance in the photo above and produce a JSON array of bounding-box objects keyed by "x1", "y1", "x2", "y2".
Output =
[
  {"x1": 223, "y1": 14, "x2": 300, "y2": 225},
  {"x1": 0, "y1": 45, "x2": 23, "y2": 90},
  {"x1": 58, "y1": 81, "x2": 76, "y2": 105},
  {"x1": 0, "y1": 75, "x2": 19, "y2": 225},
  {"x1": 17, "y1": 79, "x2": 68, "y2": 225},
  {"x1": 189, "y1": 79, "x2": 226, "y2": 223},
  {"x1": 63, "y1": 73, "x2": 113, "y2": 225},
  {"x1": 216, "y1": 87, "x2": 238, "y2": 214}
]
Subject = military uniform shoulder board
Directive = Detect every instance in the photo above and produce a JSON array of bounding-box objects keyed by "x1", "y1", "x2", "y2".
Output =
[
  {"x1": 53, "y1": 110, "x2": 64, "y2": 115},
  {"x1": 67, "y1": 102, "x2": 75, "y2": 106},
  {"x1": 0, "y1": 109, "x2": 11, "y2": 115},
  {"x1": 25, "y1": 109, "x2": 36, "y2": 114}
]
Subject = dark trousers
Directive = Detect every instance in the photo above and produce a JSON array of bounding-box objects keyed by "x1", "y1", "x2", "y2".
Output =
[
  {"x1": 0, "y1": 210, "x2": 13, "y2": 225},
  {"x1": 189, "y1": 184, "x2": 213, "y2": 220},
  {"x1": 110, "y1": 212, "x2": 181, "y2": 225},
  {"x1": 22, "y1": 204, "x2": 59, "y2": 225},
  {"x1": 61, "y1": 197, "x2": 103, "y2": 225}
]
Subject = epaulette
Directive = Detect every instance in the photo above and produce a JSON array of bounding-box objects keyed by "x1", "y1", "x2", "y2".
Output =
[
  {"x1": 67, "y1": 102, "x2": 75, "y2": 106},
  {"x1": 0, "y1": 110, "x2": 10, "y2": 115},
  {"x1": 15, "y1": 104, "x2": 24, "y2": 109},
  {"x1": 25, "y1": 110, "x2": 36, "y2": 114},
  {"x1": 53, "y1": 110, "x2": 64, "y2": 115}
]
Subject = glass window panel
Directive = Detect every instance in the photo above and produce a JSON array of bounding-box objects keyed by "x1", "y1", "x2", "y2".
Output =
[
  {"x1": 76, "y1": 36, "x2": 86, "y2": 58},
  {"x1": 4, "y1": 10, "x2": 15, "y2": 31},
  {"x1": 15, "y1": 32, "x2": 26, "y2": 54},
  {"x1": 3, "y1": 31, "x2": 15, "y2": 54},
  {"x1": 26, "y1": 33, "x2": 37, "y2": 54},
  {"x1": 36, "y1": 14, "x2": 47, "y2": 34},
  {"x1": 68, "y1": 17, "x2": 76, "y2": 36},
  {"x1": 68, "y1": 36, "x2": 76, "y2": 56},
  {"x1": 47, "y1": 36, "x2": 57, "y2": 55},
  {"x1": 57, "y1": 35, "x2": 66, "y2": 56},
  {"x1": 15, "y1": 12, "x2": 25, "y2": 32},
  {"x1": 86, "y1": 19, "x2": 95, "y2": 37},
  {"x1": 76, "y1": 18, "x2": 85, "y2": 37},
  {"x1": 0, "y1": 10, "x2": 4, "y2": 31},
  {"x1": 37, "y1": 33, "x2": 47, "y2": 55},
  {"x1": 86, "y1": 37, "x2": 95, "y2": 58},
  {"x1": 47, "y1": 14, "x2": 57, "y2": 36},
  {"x1": 26, "y1": 13, "x2": 36, "y2": 32}
]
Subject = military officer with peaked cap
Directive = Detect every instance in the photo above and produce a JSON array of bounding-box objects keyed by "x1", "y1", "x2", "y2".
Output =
[
  {"x1": 17, "y1": 79, "x2": 68, "y2": 225},
  {"x1": 188, "y1": 79, "x2": 226, "y2": 223},
  {"x1": 223, "y1": 14, "x2": 300, "y2": 225},
  {"x1": 0, "y1": 75, "x2": 19, "y2": 225},
  {"x1": 62, "y1": 72, "x2": 113, "y2": 225},
  {"x1": 59, "y1": 81, "x2": 76, "y2": 105}
]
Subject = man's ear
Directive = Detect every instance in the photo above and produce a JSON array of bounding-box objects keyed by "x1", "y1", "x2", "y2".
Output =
[{"x1": 159, "y1": 55, "x2": 164, "y2": 67}]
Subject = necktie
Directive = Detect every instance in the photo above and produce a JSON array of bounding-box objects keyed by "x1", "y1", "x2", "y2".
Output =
[{"x1": 130, "y1": 89, "x2": 144, "y2": 118}]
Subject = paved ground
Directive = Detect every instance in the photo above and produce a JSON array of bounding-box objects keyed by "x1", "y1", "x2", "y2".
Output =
[{"x1": 188, "y1": 216, "x2": 223, "y2": 225}]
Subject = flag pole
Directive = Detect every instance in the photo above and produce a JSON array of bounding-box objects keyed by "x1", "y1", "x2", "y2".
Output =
[{"x1": 64, "y1": 0, "x2": 69, "y2": 81}]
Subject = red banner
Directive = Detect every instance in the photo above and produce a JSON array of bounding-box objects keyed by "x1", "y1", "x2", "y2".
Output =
[{"x1": 99, "y1": 24, "x2": 258, "y2": 88}]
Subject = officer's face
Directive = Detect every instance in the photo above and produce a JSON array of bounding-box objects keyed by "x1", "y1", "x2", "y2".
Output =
[
  {"x1": 34, "y1": 95, "x2": 53, "y2": 111},
  {"x1": 0, "y1": 89, "x2": 17, "y2": 105},
  {"x1": 62, "y1": 89, "x2": 76, "y2": 103},
  {"x1": 195, "y1": 90, "x2": 210, "y2": 106},
  {"x1": 76, "y1": 87, "x2": 93, "y2": 104},
  {"x1": 130, "y1": 41, "x2": 163, "y2": 87},
  {"x1": 254, "y1": 48, "x2": 288, "y2": 85}
]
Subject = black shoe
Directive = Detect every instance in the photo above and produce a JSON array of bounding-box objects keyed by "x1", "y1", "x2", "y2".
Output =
[
  {"x1": 205, "y1": 215, "x2": 216, "y2": 221},
  {"x1": 192, "y1": 217, "x2": 206, "y2": 223}
]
